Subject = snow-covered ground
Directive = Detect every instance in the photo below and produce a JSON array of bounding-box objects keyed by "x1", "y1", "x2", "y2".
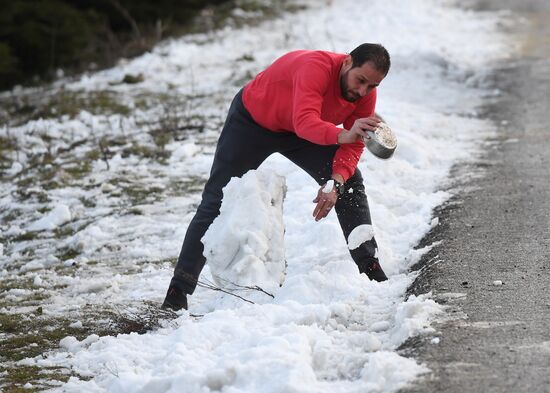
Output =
[{"x1": 0, "y1": 0, "x2": 513, "y2": 391}]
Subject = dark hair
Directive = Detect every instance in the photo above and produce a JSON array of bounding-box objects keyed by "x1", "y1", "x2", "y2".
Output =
[{"x1": 349, "y1": 43, "x2": 391, "y2": 76}]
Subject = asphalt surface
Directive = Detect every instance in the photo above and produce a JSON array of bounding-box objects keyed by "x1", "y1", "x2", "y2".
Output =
[{"x1": 400, "y1": 1, "x2": 550, "y2": 392}]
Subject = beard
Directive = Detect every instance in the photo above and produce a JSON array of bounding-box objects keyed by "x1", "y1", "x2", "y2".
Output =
[{"x1": 339, "y1": 70, "x2": 360, "y2": 102}]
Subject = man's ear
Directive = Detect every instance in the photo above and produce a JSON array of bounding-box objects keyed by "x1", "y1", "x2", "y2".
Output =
[{"x1": 342, "y1": 55, "x2": 353, "y2": 71}]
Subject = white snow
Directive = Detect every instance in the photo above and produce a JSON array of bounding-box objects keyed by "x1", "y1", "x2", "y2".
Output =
[
  {"x1": 168, "y1": 142, "x2": 201, "y2": 162},
  {"x1": 59, "y1": 334, "x2": 100, "y2": 353},
  {"x1": 348, "y1": 224, "x2": 375, "y2": 250},
  {"x1": 323, "y1": 179, "x2": 334, "y2": 193},
  {"x1": 0, "y1": 0, "x2": 514, "y2": 392},
  {"x1": 33, "y1": 275, "x2": 43, "y2": 286},
  {"x1": 203, "y1": 170, "x2": 287, "y2": 294},
  {"x1": 69, "y1": 321, "x2": 84, "y2": 329},
  {"x1": 27, "y1": 204, "x2": 72, "y2": 232}
]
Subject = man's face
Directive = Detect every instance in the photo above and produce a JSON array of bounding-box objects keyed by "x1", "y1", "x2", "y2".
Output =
[{"x1": 340, "y1": 57, "x2": 386, "y2": 103}]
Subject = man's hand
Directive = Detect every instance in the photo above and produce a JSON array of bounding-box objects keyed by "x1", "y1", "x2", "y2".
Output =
[
  {"x1": 337, "y1": 116, "x2": 380, "y2": 144},
  {"x1": 312, "y1": 180, "x2": 338, "y2": 221}
]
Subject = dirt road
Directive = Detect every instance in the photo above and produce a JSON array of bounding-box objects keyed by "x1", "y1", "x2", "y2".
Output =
[{"x1": 401, "y1": 1, "x2": 550, "y2": 392}]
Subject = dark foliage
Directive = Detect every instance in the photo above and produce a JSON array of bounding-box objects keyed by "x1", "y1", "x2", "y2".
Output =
[{"x1": 0, "y1": 0, "x2": 231, "y2": 90}]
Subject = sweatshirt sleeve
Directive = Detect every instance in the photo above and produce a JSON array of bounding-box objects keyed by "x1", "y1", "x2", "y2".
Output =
[
  {"x1": 332, "y1": 89, "x2": 377, "y2": 181},
  {"x1": 291, "y1": 61, "x2": 342, "y2": 145}
]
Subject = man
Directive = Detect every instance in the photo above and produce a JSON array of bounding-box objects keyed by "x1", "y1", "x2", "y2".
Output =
[{"x1": 162, "y1": 43, "x2": 391, "y2": 311}]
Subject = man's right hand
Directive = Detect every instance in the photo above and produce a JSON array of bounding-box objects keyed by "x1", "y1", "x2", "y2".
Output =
[{"x1": 337, "y1": 117, "x2": 380, "y2": 144}]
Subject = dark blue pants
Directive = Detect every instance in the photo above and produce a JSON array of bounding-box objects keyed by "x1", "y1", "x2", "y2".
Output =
[{"x1": 171, "y1": 90, "x2": 378, "y2": 294}]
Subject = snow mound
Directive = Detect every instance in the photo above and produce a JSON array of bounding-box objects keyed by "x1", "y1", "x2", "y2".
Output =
[
  {"x1": 202, "y1": 169, "x2": 287, "y2": 293},
  {"x1": 27, "y1": 204, "x2": 72, "y2": 232}
]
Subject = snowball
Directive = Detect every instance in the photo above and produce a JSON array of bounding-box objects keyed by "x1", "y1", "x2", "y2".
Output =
[{"x1": 323, "y1": 180, "x2": 334, "y2": 193}]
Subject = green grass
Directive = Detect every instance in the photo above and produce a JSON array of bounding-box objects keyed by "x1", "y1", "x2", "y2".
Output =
[
  {"x1": 0, "y1": 135, "x2": 18, "y2": 174},
  {"x1": 120, "y1": 142, "x2": 171, "y2": 162},
  {"x1": 0, "y1": 365, "x2": 71, "y2": 392},
  {"x1": 36, "y1": 90, "x2": 131, "y2": 120},
  {"x1": 56, "y1": 247, "x2": 81, "y2": 261},
  {"x1": 0, "y1": 276, "x2": 34, "y2": 289},
  {"x1": 0, "y1": 307, "x2": 118, "y2": 390},
  {"x1": 11, "y1": 232, "x2": 39, "y2": 242},
  {"x1": 0, "y1": 302, "x2": 177, "y2": 390},
  {"x1": 0, "y1": 311, "x2": 101, "y2": 390},
  {"x1": 1, "y1": 208, "x2": 24, "y2": 225},
  {"x1": 0, "y1": 313, "x2": 24, "y2": 333},
  {"x1": 64, "y1": 160, "x2": 92, "y2": 180}
]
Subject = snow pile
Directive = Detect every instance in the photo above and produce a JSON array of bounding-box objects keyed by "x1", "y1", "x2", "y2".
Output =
[
  {"x1": 203, "y1": 170, "x2": 287, "y2": 293},
  {"x1": 0, "y1": 0, "x2": 514, "y2": 391},
  {"x1": 38, "y1": 288, "x2": 437, "y2": 393},
  {"x1": 27, "y1": 204, "x2": 72, "y2": 232}
]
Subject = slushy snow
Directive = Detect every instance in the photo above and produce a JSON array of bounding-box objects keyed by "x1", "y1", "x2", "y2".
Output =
[
  {"x1": 348, "y1": 224, "x2": 375, "y2": 250},
  {"x1": 0, "y1": 0, "x2": 513, "y2": 392}
]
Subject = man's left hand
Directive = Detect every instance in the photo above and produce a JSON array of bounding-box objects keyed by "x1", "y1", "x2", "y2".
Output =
[{"x1": 312, "y1": 182, "x2": 338, "y2": 221}]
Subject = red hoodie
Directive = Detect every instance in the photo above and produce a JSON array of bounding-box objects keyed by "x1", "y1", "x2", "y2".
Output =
[{"x1": 242, "y1": 50, "x2": 377, "y2": 181}]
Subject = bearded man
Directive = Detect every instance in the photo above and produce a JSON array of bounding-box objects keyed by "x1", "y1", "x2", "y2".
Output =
[{"x1": 163, "y1": 43, "x2": 391, "y2": 311}]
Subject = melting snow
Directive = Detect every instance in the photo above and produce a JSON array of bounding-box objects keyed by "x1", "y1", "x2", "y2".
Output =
[{"x1": 0, "y1": 0, "x2": 513, "y2": 391}]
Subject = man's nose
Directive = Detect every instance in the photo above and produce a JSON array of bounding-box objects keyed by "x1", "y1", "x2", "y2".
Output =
[{"x1": 359, "y1": 86, "x2": 369, "y2": 96}]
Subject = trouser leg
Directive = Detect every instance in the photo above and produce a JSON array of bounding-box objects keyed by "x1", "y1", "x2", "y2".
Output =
[
  {"x1": 333, "y1": 172, "x2": 379, "y2": 273},
  {"x1": 281, "y1": 144, "x2": 379, "y2": 273},
  {"x1": 171, "y1": 91, "x2": 277, "y2": 294}
]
